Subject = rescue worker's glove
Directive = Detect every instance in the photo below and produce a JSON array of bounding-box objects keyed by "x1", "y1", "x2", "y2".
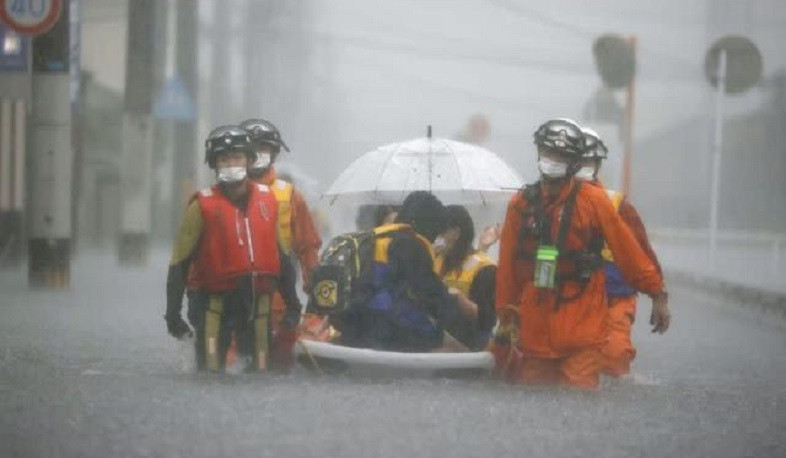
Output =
[
  {"x1": 487, "y1": 339, "x2": 507, "y2": 374},
  {"x1": 489, "y1": 305, "x2": 523, "y2": 381},
  {"x1": 489, "y1": 332, "x2": 521, "y2": 381},
  {"x1": 165, "y1": 313, "x2": 193, "y2": 340}
]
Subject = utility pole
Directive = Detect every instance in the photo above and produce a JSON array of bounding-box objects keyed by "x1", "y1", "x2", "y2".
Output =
[
  {"x1": 27, "y1": 1, "x2": 73, "y2": 288},
  {"x1": 210, "y1": 0, "x2": 230, "y2": 126},
  {"x1": 172, "y1": 0, "x2": 197, "y2": 217},
  {"x1": 0, "y1": 24, "x2": 29, "y2": 269},
  {"x1": 117, "y1": 0, "x2": 156, "y2": 266}
]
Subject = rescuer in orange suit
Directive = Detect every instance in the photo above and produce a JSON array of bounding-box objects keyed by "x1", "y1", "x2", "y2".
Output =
[
  {"x1": 574, "y1": 127, "x2": 664, "y2": 378},
  {"x1": 239, "y1": 119, "x2": 322, "y2": 361},
  {"x1": 492, "y1": 118, "x2": 671, "y2": 390}
]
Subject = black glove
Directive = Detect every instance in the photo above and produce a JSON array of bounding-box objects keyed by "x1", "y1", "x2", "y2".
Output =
[{"x1": 165, "y1": 314, "x2": 193, "y2": 339}]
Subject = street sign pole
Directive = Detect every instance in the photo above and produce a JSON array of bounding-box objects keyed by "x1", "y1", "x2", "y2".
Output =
[
  {"x1": 708, "y1": 49, "x2": 726, "y2": 270},
  {"x1": 590, "y1": 33, "x2": 636, "y2": 195},
  {"x1": 702, "y1": 35, "x2": 762, "y2": 271},
  {"x1": 622, "y1": 36, "x2": 637, "y2": 197}
]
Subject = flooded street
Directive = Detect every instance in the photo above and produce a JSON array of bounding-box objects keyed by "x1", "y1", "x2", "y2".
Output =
[
  {"x1": 1, "y1": 251, "x2": 784, "y2": 458},
  {"x1": 1, "y1": 1, "x2": 784, "y2": 456}
]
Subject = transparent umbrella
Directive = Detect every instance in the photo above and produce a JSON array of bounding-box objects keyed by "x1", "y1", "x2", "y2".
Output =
[{"x1": 323, "y1": 129, "x2": 523, "y2": 205}]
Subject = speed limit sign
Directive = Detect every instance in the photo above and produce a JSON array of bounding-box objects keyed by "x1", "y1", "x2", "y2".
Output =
[{"x1": 0, "y1": 0, "x2": 62, "y2": 36}]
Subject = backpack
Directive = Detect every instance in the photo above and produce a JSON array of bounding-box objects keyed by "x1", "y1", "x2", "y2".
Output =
[{"x1": 307, "y1": 231, "x2": 376, "y2": 315}]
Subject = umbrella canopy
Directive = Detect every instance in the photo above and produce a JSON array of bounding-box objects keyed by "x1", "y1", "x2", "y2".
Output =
[{"x1": 323, "y1": 137, "x2": 523, "y2": 205}]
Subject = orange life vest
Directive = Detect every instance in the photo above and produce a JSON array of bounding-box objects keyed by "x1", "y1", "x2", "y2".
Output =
[{"x1": 193, "y1": 183, "x2": 281, "y2": 293}]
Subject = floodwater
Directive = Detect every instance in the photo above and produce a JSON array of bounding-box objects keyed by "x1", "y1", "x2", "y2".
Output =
[{"x1": 1, "y1": 250, "x2": 785, "y2": 457}]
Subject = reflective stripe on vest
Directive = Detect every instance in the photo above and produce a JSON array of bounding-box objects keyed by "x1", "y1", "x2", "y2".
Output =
[
  {"x1": 601, "y1": 189, "x2": 625, "y2": 261},
  {"x1": 434, "y1": 251, "x2": 495, "y2": 297},
  {"x1": 272, "y1": 179, "x2": 294, "y2": 254}
]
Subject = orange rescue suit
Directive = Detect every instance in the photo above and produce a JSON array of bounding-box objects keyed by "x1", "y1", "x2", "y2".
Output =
[
  {"x1": 589, "y1": 182, "x2": 663, "y2": 377},
  {"x1": 256, "y1": 168, "x2": 322, "y2": 283},
  {"x1": 496, "y1": 179, "x2": 664, "y2": 388},
  {"x1": 255, "y1": 168, "x2": 322, "y2": 331}
]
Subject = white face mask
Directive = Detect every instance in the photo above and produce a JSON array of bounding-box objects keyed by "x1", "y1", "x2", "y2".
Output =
[
  {"x1": 432, "y1": 236, "x2": 447, "y2": 254},
  {"x1": 574, "y1": 165, "x2": 596, "y2": 181},
  {"x1": 217, "y1": 166, "x2": 247, "y2": 183},
  {"x1": 538, "y1": 157, "x2": 568, "y2": 179},
  {"x1": 252, "y1": 152, "x2": 271, "y2": 170}
]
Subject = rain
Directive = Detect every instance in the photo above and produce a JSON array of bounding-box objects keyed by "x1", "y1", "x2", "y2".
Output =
[{"x1": 1, "y1": 0, "x2": 785, "y2": 457}]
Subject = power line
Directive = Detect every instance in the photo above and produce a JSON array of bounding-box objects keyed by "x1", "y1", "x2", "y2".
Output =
[
  {"x1": 314, "y1": 30, "x2": 588, "y2": 75},
  {"x1": 487, "y1": 0, "x2": 698, "y2": 72}
]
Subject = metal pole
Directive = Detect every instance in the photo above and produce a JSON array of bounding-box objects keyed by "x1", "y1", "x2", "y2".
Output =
[
  {"x1": 427, "y1": 125, "x2": 433, "y2": 192},
  {"x1": 28, "y1": 3, "x2": 73, "y2": 288},
  {"x1": 622, "y1": 36, "x2": 637, "y2": 197},
  {"x1": 709, "y1": 49, "x2": 726, "y2": 269}
]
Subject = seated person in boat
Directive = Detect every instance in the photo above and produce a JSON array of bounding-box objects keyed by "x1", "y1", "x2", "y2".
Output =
[
  {"x1": 339, "y1": 191, "x2": 477, "y2": 352},
  {"x1": 434, "y1": 205, "x2": 497, "y2": 351}
]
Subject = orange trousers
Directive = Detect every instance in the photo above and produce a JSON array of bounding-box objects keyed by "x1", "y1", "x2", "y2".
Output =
[
  {"x1": 601, "y1": 295, "x2": 637, "y2": 377},
  {"x1": 515, "y1": 347, "x2": 604, "y2": 391}
]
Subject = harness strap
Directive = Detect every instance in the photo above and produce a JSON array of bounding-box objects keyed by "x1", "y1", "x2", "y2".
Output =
[{"x1": 553, "y1": 181, "x2": 582, "y2": 310}]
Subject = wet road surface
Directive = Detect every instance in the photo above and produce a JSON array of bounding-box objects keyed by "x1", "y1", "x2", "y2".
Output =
[{"x1": 1, "y1": 251, "x2": 785, "y2": 457}]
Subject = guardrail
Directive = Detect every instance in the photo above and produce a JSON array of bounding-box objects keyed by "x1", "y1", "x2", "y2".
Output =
[{"x1": 648, "y1": 228, "x2": 785, "y2": 272}]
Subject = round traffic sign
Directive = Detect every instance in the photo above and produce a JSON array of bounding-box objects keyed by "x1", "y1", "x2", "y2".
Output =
[
  {"x1": 704, "y1": 35, "x2": 762, "y2": 94},
  {"x1": 0, "y1": 0, "x2": 62, "y2": 37},
  {"x1": 593, "y1": 34, "x2": 636, "y2": 89}
]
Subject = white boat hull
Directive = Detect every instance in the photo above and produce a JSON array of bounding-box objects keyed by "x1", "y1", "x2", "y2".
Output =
[{"x1": 295, "y1": 339, "x2": 494, "y2": 376}]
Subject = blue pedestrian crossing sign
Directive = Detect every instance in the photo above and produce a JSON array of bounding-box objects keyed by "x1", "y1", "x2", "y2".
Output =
[{"x1": 154, "y1": 77, "x2": 195, "y2": 121}]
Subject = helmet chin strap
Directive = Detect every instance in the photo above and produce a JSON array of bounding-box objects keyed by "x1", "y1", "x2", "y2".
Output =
[{"x1": 566, "y1": 160, "x2": 581, "y2": 177}]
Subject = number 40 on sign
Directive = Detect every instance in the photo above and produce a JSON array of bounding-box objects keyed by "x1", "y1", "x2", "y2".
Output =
[{"x1": 0, "y1": 0, "x2": 62, "y2": 37}]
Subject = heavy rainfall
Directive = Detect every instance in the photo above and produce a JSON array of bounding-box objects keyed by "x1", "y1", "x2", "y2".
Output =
[{"x1": 0, "y1": 0, "x2": 785, "y2": 457}]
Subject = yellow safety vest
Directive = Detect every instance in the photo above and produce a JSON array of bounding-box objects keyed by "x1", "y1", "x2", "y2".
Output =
[
  {"x1": 373, "y1": 223, "x2": 434, "y2": 264},
  {"x1": 434, "y1": 251, "x2": 495, "y2": 297},
  {"x1": 272, "y1": 179, "x2": 294, "y2": 254},
  {"x1": 601, "y1": 189, "x2": 625, "y2": 261}
]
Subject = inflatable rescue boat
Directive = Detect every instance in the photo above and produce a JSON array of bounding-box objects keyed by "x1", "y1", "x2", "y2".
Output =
[{"x1": 294, "y1": 338, "x2": 494, "y2": 377}]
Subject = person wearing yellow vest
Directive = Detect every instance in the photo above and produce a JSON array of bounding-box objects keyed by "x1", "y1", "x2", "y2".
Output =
[
  {"x1": 575, "y1": 127, "x2": 665, "y2": 377},
  {"x1": 238, "y1": 119, "x2": 323, "y2": 358},
  {"x1": 433, "y1": 205, "x2": 497, "y2": 351},
  {"x1": 338, "y1": 192, "x2": 477, "y2": 352}
]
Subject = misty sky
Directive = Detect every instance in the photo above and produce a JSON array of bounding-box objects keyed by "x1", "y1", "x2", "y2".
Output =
[{"x1": 78, "y1": 0, "x2": 786, "y2": 200}]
